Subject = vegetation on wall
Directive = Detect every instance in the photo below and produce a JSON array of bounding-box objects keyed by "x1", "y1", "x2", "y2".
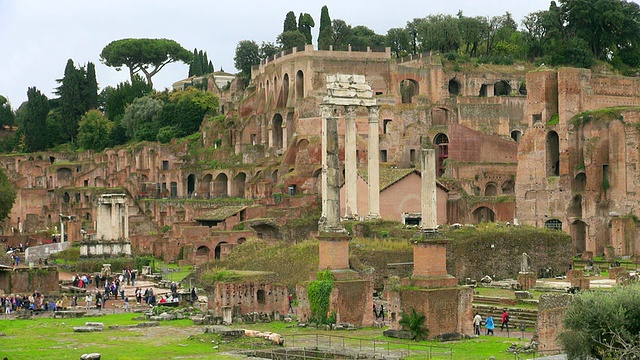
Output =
[
  {"x1": 398, "y1": 308, "x2": 429, "y2": 341},
  {"x1": 307, "y1": 269, "x2": 335, "y2": 325}
]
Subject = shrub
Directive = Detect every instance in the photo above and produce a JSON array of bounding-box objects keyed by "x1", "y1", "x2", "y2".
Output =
[
  {"x1": 399, "y1": 308, "x2": 429, "y2": 341},
  {"x1": 307, "y1": 270, "x2": 335, "y2": 325}
]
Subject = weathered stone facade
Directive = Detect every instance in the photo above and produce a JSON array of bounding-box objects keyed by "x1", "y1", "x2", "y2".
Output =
[
  {"x1": 517, "y1": 68, "x2": 640, "y2": 257},
  {"x1": 2, "y1": 46, "x2": 532, "y2": 261}
]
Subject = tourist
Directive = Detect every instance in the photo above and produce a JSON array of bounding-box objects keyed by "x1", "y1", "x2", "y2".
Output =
[
  {"x1": 485, "y1": 315, "x2": 495, "y2": 335},
  {"x1": 190, "y1": 287, "x2": 197, "y2": 304},
  {"x1": 135, "y1": 287, "x2": 142, "y2": 304},
  {"x1": 473, "y1": 313, "x2": 482, "y2": 336},
  {"x1": 131, "y1": 271, "x2": 136, "y2": 286},
  {"x1": 85, "y1": 292, "x2": 92, "y2": 310},
  {"x1": 120, "y1": 283, "x2": 126, "y2": 300},
  {"x1": 501, "y1": 309, "x2": 510, "y2": 331},
  {"x1": 123, "y1": 297, "x2": 130, "y2": 311},
  {"x1": 288, "y1": 294, "x2": 294, "y2": 313},
  {"x1": 95, "y1": 291, "x2": 103, "y2": 310}
]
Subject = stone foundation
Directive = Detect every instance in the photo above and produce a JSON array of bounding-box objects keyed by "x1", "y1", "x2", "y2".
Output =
[{"x1": 517, "y1": 272, "x2": 536, "y2": 290}]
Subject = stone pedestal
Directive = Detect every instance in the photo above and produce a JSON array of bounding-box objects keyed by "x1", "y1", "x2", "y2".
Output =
[
  {"x1": 517, "y1": 272, "x2": 537, "y2": 290},
  {"x1": 318, "y1": 233, "x2": 351, "y2": 271},
  {"x1": 409, "y1": 239, "x2": 457, "y2": 288}
]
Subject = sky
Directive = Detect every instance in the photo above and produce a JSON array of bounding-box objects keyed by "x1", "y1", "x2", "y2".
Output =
[{"x1": 0, "y1": 0, "x2": 556, "y2": 107}]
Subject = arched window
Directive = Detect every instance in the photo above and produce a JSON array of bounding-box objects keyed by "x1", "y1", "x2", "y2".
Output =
[
  {"x1": 281, "y1": 73, "x2": 290, "y2": 107},
  {"x1": 187, "y1": 174, "x2": 196, "y2": 196},
  {"x1": 574, "y1": 173, "x2": 586, "y2": 192},
  {"x1": 215, "y1": 241, "x2": 228, "y2": 260},
  {"x1": 547, "y1": 131, "x2": 560, "y2": 176},
  {"x1": 214, "y1": 173, "x2": 228, "y2": 196},
  {"x1": 232, "y1": 173, "x2": 246, "y2": 198}
]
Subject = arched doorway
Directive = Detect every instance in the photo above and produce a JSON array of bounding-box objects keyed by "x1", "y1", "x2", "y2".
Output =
[
  {"x1": 202, "y1": 174, "x2": 212, "y2": 198},
  {"x1": 232, "y1": 172, "x2": 246, "y2": 197},
  {"x1": 472, "y1": 207, "x2": 495, "y2": 223},
  {"x1": 494, "y1": 80, "x2": 512, "y2": 96},
  {"x1": 485, "y1": 183, "x2": 498, "y2": 196},
  {"x1": 296, "y1": 70, "x2": 304, "y2": 98},
  {"x1": 196, "y1": 246, "x2": 210, "y2": 262},
  {"x1": 511, "y1": 130, "x2": 522, "y2": 142},
  {"x1": 571, "y1": 220, "x2": 587, "y2": 254},
  {"x1": 213, "y1": 173, "x2": 228, "y2": 197},
  {"x1": 187, "y1": 174, "x2": 196, "y2": 196},
  {"x1": 272, "y1": 114, "x2": 283, "y2": 150},
  {"x1": 547, "y1": 131, "x2": 560, "y2": 176},
  {"x1": 448, "y1": 78, "x2": 460, "y2": 96},
  {"x1": 214, "y1": 241, "x2": 228, "y2": 260},
  {"x1": 281, "y1": 73, "x2": 289, "y2": 107},
  {"x1": 568, "y1": 195, "x2": 582, "y2": 218},
  {"x1": 400, "y1": 79, "x2": 419, "y2": 104},
  {"x1": 434, "y1": 133, "x2": 449, "y2": 177}
]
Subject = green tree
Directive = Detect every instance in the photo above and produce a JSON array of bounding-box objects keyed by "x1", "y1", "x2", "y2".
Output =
[
  {"x1": 318, "y1": 5, "x2": 333, "y2": 50},
  {"x1": 298, "y1": 13, "x2": 315, "y2": 44},
  {"x1": 20, "y1": 87, "x2": 49, "y2": 152},
  {"x1": 457, "y1": 13, "x2": 486, "y2": 57},
  {"x1": 398, "y1": 308, "x2": 429, "y2": 341},
  {"x1": 159, "y1": 88, "x2": 218, "y2": 137},
  {"x1": 546, "y1": 36, "x2": 594, "y2": 68},
  {"x1": 386, "y1": 28, "x2": 411, "y2": 57},
  {"x1": 122, "y1": 96, "x2": 164, "y2": 141},
  {"x1": 84, "y1": 62, "x2": 99, "y2": 110},
  {"x1": 100, "y1": 38, "x2": 192, "y2": 87},
  {"x1": 559, "y1": 283, "x2": 640, "y2": 359},
  {"x1": 350, "y1": 26, "x2": 385, "y2": 48},
  {"x1": 101, "y1": 75, "x2": 153, "y2": 123},
  {"x1": 77, "y1": 109, "x2": 113, "y2": 151},
  {"x1": 234, "y1": 40, "x2": 260, "y2": 83},
  {"x1": 331, "y1": 19, "x2": 353, "y2": 51},
  {"x1": 0, "y1": 167, "x2": 16, "y2": 222},
  {"x1": 417, "y1": 14, "x2": 461, "y2": 53},
  {"x1": 259, "y1": 42, "x2": 280, "y2": 60},
  {"x1": 0, "y1": 96, "x2": 15, "y2": 127},
  {"x1": 283, "y1": 11, "x2": 297, "y2": 32},
  {"x1": 277, "y1": 31, "x2": 308, "y2": 50}
]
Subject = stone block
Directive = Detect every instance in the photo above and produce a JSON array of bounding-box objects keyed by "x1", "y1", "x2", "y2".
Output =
[
  {"x1": 80, "y1": 354, "x2": 101, "y2": 360},
  {"x1": 383, "y1": 329, "x2": 414, "y2": 340}
]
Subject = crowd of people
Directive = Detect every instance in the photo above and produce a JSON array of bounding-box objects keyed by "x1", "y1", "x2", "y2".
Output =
[{"x1": 2, "y1": 291, "x2": 76, "y2": 314}]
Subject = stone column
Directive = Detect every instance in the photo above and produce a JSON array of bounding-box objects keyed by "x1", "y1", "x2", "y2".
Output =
[
  {"x1": 367, "y1": 106, "x2": 380, "y2": 219},
  {"x1": 421, "y1": 149, "x2": 437, "y2": 230},
  {"x1": 319, "y1": 105, "x2": 344, "y2": 232},
  {"x1": 124, "y1": 203, "x2": 129, "y2": 240},
  {"x1": 344, "y1": 106, "x2": 358, "y2": 219}
]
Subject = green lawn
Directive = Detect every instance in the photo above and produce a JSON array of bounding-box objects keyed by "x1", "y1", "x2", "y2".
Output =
[{"x1": 0, "y1": 313, "x2": 542, "y2": 360}]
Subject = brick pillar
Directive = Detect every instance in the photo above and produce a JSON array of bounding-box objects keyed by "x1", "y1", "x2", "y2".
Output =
[
  {"x1": 367, "y1": 106, "x2": 380, "y2": 219},
  {"x1": 344, "y1": 106, "x2": 358, "y2": 219},
  {"x1": 411, "y1": 240, "x2": 457, "y2": 288},
  {"x1": 318, "y1": 234, "x2": 351, "y2": 270}
]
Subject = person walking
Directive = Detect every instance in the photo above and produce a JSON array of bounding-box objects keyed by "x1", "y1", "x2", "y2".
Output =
[
  {"x1": 501, "y1": 309, "x2": 510, "y2": 331},
  {"x1": 473, "y1": 313, "x2": 482, "y2": 336},
  {"x1": 485, "y1": 315, "x2": 495, "y2": 335},
  {"x1": 85, "y1": 293, "x2": 92, "y2": 310}
]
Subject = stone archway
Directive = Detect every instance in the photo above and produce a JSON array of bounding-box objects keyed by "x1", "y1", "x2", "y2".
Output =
[
  {"x1": 400, "y1": 79, "x2": 419, "y2": 104},
  {"x1": 571, "y1": 220, "x2": 587, "y2": 254},
  {"x1": 272, "y1": 114, "x2": 284, "y2": 150},
  {"x1": 213, "y1": 173, "x2": 228, "y2": 197},
  {"x1": 472, "y1": 206, "x2": 495, "y2": 223},
  {"x1": 196, "y1": 245, "x2": 210, "y2": 262},
  {"x1": 214, "y1": 241, "x2": 228, "y2": 260}
]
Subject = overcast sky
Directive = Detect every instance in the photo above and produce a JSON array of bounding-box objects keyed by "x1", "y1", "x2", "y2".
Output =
[{"x1": 1, "y1": 0, "x2": 556, "y2": 107}]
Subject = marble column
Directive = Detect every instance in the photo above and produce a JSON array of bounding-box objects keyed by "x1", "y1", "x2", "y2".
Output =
[
  {"x1": 344, "y1": 106, "x2": 358, "y2": 219},
  {"x1": 421, "y1": 148, "x2": 437, "y2": 230},
  {"x1": 367, "y1": 106, "x2": 380, "y2": 219},
  {"x1": 319, "y1": 105, "x2": 344, "y2": 232}
]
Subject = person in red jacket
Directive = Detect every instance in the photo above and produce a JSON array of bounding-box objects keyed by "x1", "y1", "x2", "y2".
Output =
[{"x1": 501, "y1": 309, "x2": 510, "y2": 331}]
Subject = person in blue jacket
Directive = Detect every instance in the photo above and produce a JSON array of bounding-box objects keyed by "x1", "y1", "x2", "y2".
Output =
[{"x1": 485, "y1": 315, "x2": 495, "y2": 335}]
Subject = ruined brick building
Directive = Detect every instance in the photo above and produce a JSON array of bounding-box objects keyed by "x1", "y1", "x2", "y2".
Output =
[{"x1": 9, "y1": 45, "x2": 624, "y2": 263}]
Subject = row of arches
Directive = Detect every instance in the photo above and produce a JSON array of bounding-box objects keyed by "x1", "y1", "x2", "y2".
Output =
[
  {"x1": 261, "y1": 70, "x2": 305, "y2": 105},
  {"x1": 401, "y1": 78, "x2": 526, "y2": 104}
]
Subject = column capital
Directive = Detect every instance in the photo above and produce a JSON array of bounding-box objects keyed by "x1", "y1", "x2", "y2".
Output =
[
  {"x1": 345, "y1": 105, "x2": 357, "y2": 116},
  {"x1": 367, "y1": 105, "x2": 380, "y2": 122}
]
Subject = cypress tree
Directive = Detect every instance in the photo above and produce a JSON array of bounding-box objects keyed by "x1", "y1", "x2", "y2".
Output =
[
  {"x1": 55, "y1": 59, "x2": 85, "y2": 143},
  {"x1": 84, "y1": 62, "x2": 98, "y2": 110},
  {"x1": 298, "y1": 13, "x2": 315, "y2": 44},
  {"x1": 284, "y1": 11, "x2": 297, "y2": 32},
  {"x1": 189, "y1": 48, "x2": 198, "y2": 77},
  {"x1": 202, "y1": 52, "x2": 209, "y2": 74},
  {"x1": 318, "y1": 5, "x2": 332, "y2": 50},
  {"x1": 208, "y1": 60, "x2": 214, "y2": 73},
  {"x1": 22, "y1": 87, "x2": 49, "y2": 152}
]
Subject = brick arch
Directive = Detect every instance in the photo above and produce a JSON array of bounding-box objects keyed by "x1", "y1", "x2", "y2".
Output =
[{"x1": 470, "y1": 205, "x2": 496, "y2": 223}]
